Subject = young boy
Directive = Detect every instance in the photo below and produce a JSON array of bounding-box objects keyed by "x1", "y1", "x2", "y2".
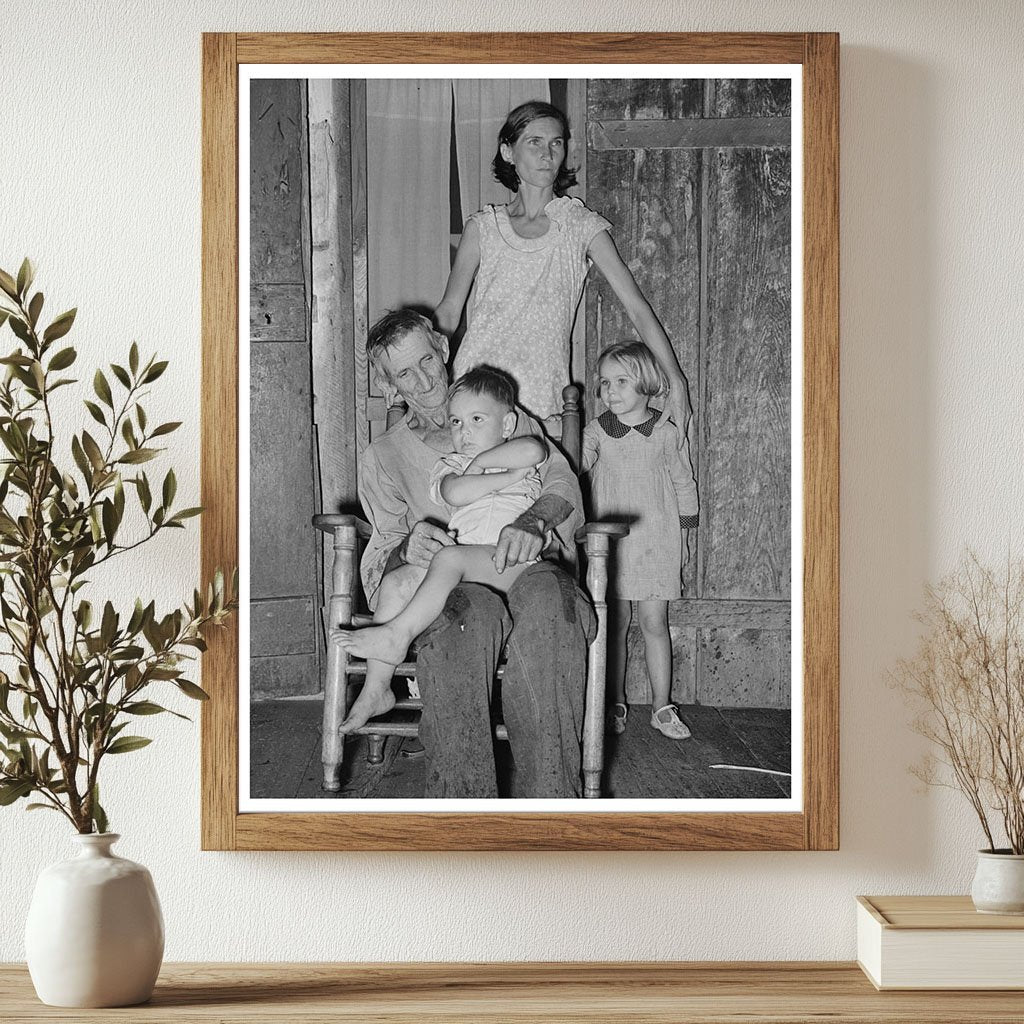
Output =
[{"x1": 336, "y1": 366, "x2": 548, "y2": 733}]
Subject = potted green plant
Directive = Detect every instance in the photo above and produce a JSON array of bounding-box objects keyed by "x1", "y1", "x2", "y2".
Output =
[
  {"x1": 895, "y1": 551, "x2": 1024, "y2": 914},
  {"x1": 0, "y1": 260, "x2": 236, "y2": 1005}
]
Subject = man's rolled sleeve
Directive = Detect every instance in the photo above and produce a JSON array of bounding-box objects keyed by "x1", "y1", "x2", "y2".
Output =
[
  {"x1": 515, "y1": 413, "x2": 583, "y2": 556},
  {"x1": 539, "y1": 449, "x2": 580, "y2": 510}
]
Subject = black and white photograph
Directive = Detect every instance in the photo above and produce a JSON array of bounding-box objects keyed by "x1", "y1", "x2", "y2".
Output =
[{"x1": 241, "y1": 67, "x2": 799, "y2": 810}]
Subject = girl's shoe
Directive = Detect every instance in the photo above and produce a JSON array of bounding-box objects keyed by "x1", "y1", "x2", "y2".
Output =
[
  {"x1": 651, "y1": 704, "x2": 691, "y2": 740},
  {"x1": 607, "y1": 702, "x2": 628, "y2": 735}
]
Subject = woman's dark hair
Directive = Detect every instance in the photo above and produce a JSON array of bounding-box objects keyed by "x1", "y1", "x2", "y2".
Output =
[{"x1": 491, "y1": 100, "x2": 579, "y2": 196}]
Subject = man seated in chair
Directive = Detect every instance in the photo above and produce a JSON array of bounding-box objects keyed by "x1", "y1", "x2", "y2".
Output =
[{"x1": 356, "y1": 309, "x2": 596, "y2": 798}]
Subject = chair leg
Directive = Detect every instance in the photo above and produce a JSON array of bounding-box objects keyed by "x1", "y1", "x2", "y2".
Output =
[
  {"x1": 367, "y1": 734, "x2": 386, "y2": 765},
  {"x1": 583, "y1": 530, "x2": 612, "y2": 799},
  {"x1": 321, "y1": 632, "x2": 348, "y2": 791},
  {"x1": 582, "y1": 637, "x2": 606, "y2": 799},
  {"x1": 320, "y1": 525, "x2": 357, "y2": 792}
]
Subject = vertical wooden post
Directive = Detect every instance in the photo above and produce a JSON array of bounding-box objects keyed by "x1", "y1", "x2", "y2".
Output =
[
  {"x1": 309, "y1": 78, "x2": 357, "y2": 509},
  {"x1": 694, "y1": 78, "x2": 714, "y2": 704},
  {"x1": 350, "y1": 80, "x2": 371, "y2": 449},
  {"x1": 567, "y1": 78, "x2": 589, "y2": 398},
  {"x1": 309, "y1": 79, "x2": 358, "y2": 681}
]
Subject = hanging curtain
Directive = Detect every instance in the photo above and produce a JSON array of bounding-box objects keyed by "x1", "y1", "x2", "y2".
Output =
[
  {"x1": 452, "y1": 79, "x2": 551, "y2": 225},
  {"x1": 366, "y1": 79, "x2": 452, "y2": 319}
]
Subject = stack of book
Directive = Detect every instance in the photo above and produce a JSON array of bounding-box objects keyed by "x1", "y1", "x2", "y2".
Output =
[{"x1": 857, "y1": 895, "x2": 1024, "y2": 990}]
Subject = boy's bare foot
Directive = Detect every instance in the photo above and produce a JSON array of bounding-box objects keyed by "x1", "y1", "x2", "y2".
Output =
[
  {"x1": 334, "y1": 622, "x2": 411, "y2": 666},
  {"x1": 339, "y1": 684, "x2": 397, "y2": 734}
]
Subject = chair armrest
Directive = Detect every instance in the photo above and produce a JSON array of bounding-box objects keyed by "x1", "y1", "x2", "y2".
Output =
[
  {"x1": 574, "y1": 522, "x2": 627, "y2": 615},
  {"x1": 313, "y1": 513, "x2": 372, "y2": 540},
  {"x1": 313, "y1": 514, "x2": 368, "y2": 608},
  {"x1": 574, "y1": 522, "x2": 630, "y2": 544}
]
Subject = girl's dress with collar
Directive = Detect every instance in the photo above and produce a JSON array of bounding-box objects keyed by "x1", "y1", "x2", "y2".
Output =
[
  {"x1": 582, "y1": 408, "x2": 699, "y2": 600},
  {"x1": 452, "y1": 196, "x2": 611, "y2": 419}
]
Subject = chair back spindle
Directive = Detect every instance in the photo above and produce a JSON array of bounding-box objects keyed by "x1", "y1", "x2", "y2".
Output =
[{"x1": 559, "y1": 384, "x2": 582, "y2": 472}]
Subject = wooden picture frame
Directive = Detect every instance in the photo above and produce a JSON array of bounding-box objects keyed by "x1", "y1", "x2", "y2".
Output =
[{"x1": 201, "y1": 32, "x2": 838, "y2": 851}]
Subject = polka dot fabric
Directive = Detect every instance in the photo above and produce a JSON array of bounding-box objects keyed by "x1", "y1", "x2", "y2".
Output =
[{"x1": 453, "y1": 196, "x2": 611, "y2": 419}]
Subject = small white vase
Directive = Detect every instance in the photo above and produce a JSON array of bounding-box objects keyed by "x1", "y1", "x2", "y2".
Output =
[
  {"x1": 25, "y1": 833, "x2": 164, "y2": 1007},
  {"x1": 971, "y1": 849, "x2": 1024, "y2": 915}
]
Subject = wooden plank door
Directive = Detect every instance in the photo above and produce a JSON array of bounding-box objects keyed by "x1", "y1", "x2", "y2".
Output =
[
  {"x1": 584, "y1": 78, "x2": 792, "y2": 709},
  {"x1": 249, "y1": 79, "x2": 322, "y2": 699}
]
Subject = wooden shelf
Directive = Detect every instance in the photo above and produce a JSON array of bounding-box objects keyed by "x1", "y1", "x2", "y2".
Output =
[{"x1": 3, "y1": 962, "x2": 1024, "y2": 1022}]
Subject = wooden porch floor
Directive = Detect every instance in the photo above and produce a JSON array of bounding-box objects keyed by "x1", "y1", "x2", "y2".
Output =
[{"x1": 250, "y1": 701, "x2": 791, "y2": 801}]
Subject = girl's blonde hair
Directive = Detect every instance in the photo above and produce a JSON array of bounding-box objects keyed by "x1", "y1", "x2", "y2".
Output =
[{"x1": 595, "y1": 341, "x2": 668, "y2": 398}]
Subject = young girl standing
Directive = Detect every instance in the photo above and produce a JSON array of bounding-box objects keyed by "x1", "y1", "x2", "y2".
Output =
[
  {"x1": 582, "y1": 341, "x2": 700, "y2": 740},
  {"x1": 436, "y1": 100, "x2": 692, "y2": 432}
]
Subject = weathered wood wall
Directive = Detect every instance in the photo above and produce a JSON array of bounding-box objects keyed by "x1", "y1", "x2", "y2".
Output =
[
  {"x1": 249, "y1": 79, "x2": 321, "y2": 698},
  {"x1": 585, "y1": 79, "x2": 792, "y2": 709}
]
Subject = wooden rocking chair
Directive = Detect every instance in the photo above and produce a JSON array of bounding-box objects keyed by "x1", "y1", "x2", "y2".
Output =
[{"x1": 312, "y1": 385, "x2": 626, "y2": 798}]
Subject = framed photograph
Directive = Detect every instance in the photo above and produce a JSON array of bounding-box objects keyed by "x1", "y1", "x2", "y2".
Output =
[{"x1": 201, "y1": 32, "x2": 838, "y2": 850}]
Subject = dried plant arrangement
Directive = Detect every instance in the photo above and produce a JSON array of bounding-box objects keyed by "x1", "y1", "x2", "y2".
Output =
[
  {"x1": 0, "y1": 259, "x2": 235, "y2": 833},
  {"x1": 895, "y1": 551, "x2": 1024, "y2": 854}
]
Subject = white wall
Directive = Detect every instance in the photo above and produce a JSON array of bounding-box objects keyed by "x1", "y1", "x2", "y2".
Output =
[{"x1": 2, "y1": 0, "x2": 1022, "y2": 962}]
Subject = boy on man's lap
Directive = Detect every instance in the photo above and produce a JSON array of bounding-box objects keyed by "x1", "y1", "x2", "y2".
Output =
[{"x1": 335, "y1": 366, "x2": 547, "y2": 732}]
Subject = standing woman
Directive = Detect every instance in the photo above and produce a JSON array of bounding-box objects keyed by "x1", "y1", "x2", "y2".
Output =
[{"x1": 436, "y1": 100, "x2": 692, "y2": 433}]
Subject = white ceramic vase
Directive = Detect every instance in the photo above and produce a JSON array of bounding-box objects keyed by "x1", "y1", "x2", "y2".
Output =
[
  {"x1": 970, "y1": 849, "x2": 1024, "y2": 915},
  {"x1": 24, "y1": 833, "x2": 164, "y2": 1007}
]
